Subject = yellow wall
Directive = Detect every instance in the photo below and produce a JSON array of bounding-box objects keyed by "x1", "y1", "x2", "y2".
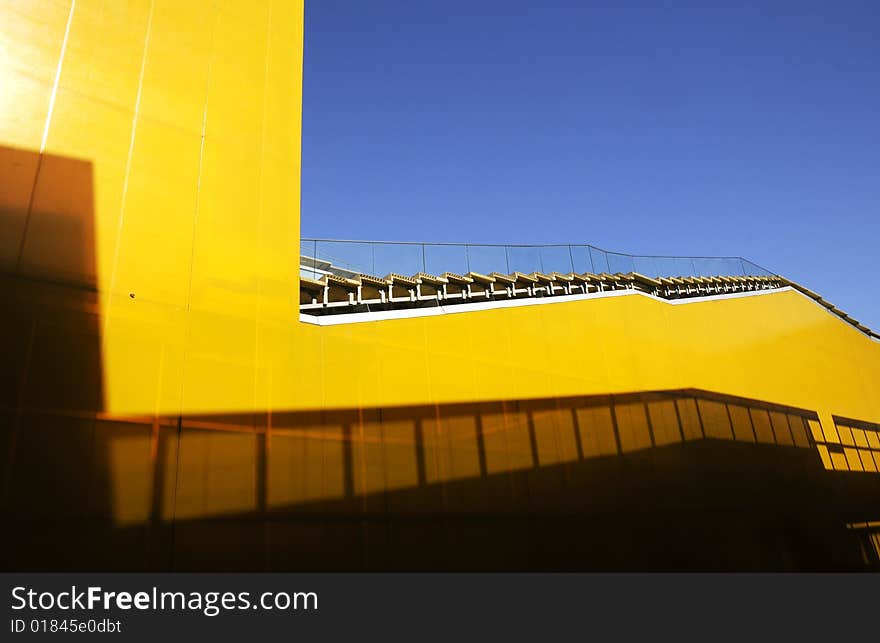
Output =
[
  {"x1": 3, "y1": 0, "x2": 880, "y2": 572},
  {"x1": 1, "y1": 0, "x2": 879, "y2": 426}
]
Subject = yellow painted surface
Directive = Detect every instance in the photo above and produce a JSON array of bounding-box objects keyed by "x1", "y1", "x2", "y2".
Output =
[
  {"x1": 7, "y1": 1, "x2": 880, "y2": 573},
  {"x1": 1, "y1": 0, "x2": 879, "y2": 428}
]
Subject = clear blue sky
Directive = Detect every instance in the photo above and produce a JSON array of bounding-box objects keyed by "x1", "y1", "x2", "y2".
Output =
[{"x1": 301, "y1": 0, "x2": 879, "y2": 330}]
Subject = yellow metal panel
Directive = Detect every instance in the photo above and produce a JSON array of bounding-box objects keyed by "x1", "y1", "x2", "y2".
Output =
[
  {"x1": 137, "y1": 1, "x2": 213, "y2": 136},
  {"x1": 174, "y1": 425, "x2": 258, "y2": 520},
  {"x1": 113, "y1": 117, "x2": 203, "y2": 305},
  {"x1": 678, "y1": 398, "x2": 705, "y2": 441},
  {"x1": 436, "y1": 404, "x2": 482, "y2": 484},
  {"x1": 0, "y1": 144, "x2": 40, "y2": 269},
  {"x1": 646, "y1": 397, "x2": 683, "y2": 446},
  {"x1": 8, "y1": 0, "x2": 880, "y2": 575},
  {"x1": 844, "y1": 448, "x2": 863, "y2": 472},
  {"x1": 57, "y1": 0, "x2": 151, "y2": 111},
  {"x1": 860, "y1": 449, "x2": 877, "y2": 472},
  {"x1": 728, "y1": 404, "x2": 756, "y2": 443},
  {"x1": 614, "y1": 399, "x2": 652, "y2": 452},
  {"x1": 0, "y1": 0, "x2": 72, "y2": 84},
  {"x1": 0, "y1": 64, "x2": 54, "y2": 149},
  {"x1": 699, "y1": 399, "x2": 734, "y2": 440},
  {"x1": 830, "y1": 450, "x2": 849, "y2": 471},
  {"x1": 102, "y1": 293, "x2": 186, "y2": 415},
  {"x1": 1, "y1": 0, "x2": 879, "y2": 434},
  {"x1": 575, "y1": 402, "x2": 618, "y2": 456},
  {"x1": 816, "y1": 445, "x2": 832, "y2": 470}
]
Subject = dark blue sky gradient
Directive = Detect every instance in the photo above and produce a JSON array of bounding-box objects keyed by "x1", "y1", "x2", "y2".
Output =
[{"x1": 301, "y1": 1, "x2": 879, "y2": 328}]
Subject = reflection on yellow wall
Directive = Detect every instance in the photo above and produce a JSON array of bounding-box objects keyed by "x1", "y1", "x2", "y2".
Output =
[
  {"x1": 814, "y1": 418, "x2": 880, "y2": 473},
  {"x1": 95, "y1": 389, "x2": 826, "y2": 526}
]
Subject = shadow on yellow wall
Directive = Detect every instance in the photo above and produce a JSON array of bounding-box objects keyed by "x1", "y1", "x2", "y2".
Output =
[
  {"x1": 2, "y1": 2, "x2": 879, "y2": 571},
  {"x1": 0, "y1": 143, "x2": 106, "y2": 503},
  {"x1": 1, "y1": 143, "x2": 880, "y2": 571}
]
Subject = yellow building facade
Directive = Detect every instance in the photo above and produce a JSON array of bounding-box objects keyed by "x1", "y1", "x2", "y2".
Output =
[{"x1": 1, "y1": 1, "x2": 878, "y2": 570}]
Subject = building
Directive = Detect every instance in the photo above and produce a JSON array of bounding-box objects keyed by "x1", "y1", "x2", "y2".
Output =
[{"x1": 1, "y1": 1, "x2": 878, "y2": 571}]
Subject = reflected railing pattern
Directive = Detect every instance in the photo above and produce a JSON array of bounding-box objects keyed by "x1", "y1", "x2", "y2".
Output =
[
  {"x1": 7, "y1": 383, "x2": 880, "y2": 570},
  {"x1": 815, "y1": 417, "x2": 880, "y2": 473},
  {"x1": 101, "y1": 389, "x2": 824, "y2": 527},
  {"x1": 300, "y1": 238, "x2": 775, "y2": 281}
]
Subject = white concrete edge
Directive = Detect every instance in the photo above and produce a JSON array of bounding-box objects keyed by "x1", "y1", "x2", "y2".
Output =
[{"x1": 299, "y1": 286, "x2": 879, "y2": 343}]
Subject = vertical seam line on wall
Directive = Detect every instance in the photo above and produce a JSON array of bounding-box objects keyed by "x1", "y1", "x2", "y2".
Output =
[
  {"x1": 672, "y1": 396, "x2": 687, "y2": 443},
  {"x1": 357, "y1": 407, "x2": 367, "y2": 513},
  {"x1": 253, "y1": 1, "x2": 273, "y2": 412},
  {"x1": 40, "y1": 0, "x2": 76, "y2": 154},
  {"x1": 433, "y1": 403, "x2": 450, "y2": 511},
  {"x1": 169, "y1": 8, "x2": 219, "y2": 549},
  {"x1": 184, "y1": 18, "x2": 216, "y2": 315},
  {"x1": 16, "y1": 0, "x2": 77, "y2": 269},
  {"x1": 413, "y1": 418, "x2": 427, "y2": 485},
  {"x1": 723, "y1": 402, "x2": 738, "y2": 442},
  {"x1": 745, "y1": 401, "x2": 759, "y2": 443},
  {"x1": 642, "y1": 398, "x2": 657, "y2": 448},
  {"x1": 147, "y1": 345, "x2": 166, "y2": 566},
  {"x1": 168, "y1": 415, "x2": 183, "y2": 571},
  {"x1": 107, "y1": 0, "x2": 153, "y2": 300},
  {"x1": 474, "y1": 412, "x2": 488, "y2": 477},
  {"x1": 526, "y1": 409, "x2": 540, "y2": 468},
  {"x1": 694, "y1": 397, "x2": 707, "y2": 439},
  {"x1": 570, "y1": 407, "x2": 584, "y2": 461},
  {"x1": 608, "y1": 397, "x2": 624, "y2": 455},
  {"x1": 175, "y1": 7, "x2": 218, "y2": 420}
]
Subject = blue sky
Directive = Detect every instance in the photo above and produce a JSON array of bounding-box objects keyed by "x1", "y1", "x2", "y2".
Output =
[{"x1": 301, "y1": 0, "x2": 879, "y2": 329}]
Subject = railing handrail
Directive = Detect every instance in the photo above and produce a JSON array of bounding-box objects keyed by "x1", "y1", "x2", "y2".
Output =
[{"x1": 299, "y1": 237, "x2": 774, "y2": 275}]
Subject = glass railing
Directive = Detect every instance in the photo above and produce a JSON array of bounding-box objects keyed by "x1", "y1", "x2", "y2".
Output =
[{"x1": 300, "y1": 239, "x2": 775, "y2": 281}]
